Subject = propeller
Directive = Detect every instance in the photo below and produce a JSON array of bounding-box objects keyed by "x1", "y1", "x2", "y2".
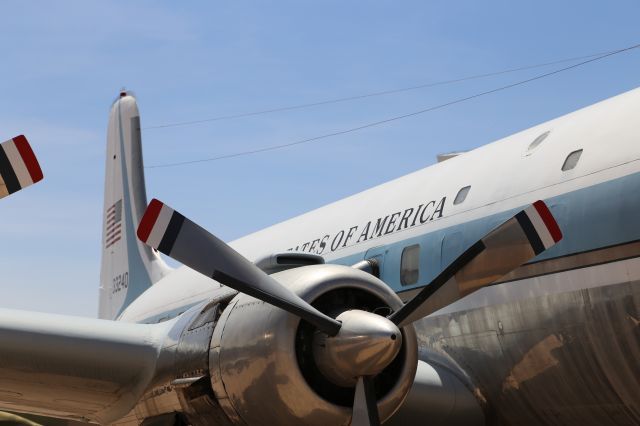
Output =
[
  {"x1": 137, "y1": 199, "x2": 562, "y2": 426},
  {"x1": 389, "y1": 200, "x2": 562, "y2": 327},
  {"x1": 137, "y1": 199, "x2": 342, "y2": 336},
  {"x1": 0, "y1": 135, "x2": 43, "y2": 199},
  {"x1": 352, "y1": 376, "x2": 380, "y2": 426}
]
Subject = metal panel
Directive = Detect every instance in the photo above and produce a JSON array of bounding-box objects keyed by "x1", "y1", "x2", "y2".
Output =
[{"x1": 414, "y1": 266, "x2": 640, "y2": 425}]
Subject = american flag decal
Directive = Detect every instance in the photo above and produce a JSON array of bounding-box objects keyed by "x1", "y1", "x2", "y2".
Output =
[{"x1": 105, "y1": 199, "x2": 123, "y2": 248}]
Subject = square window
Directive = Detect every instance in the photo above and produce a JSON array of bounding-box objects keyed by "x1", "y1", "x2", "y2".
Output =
[
  {"x1": 562, "y1": 149, "x2": 583, "y2": 171},
  {"x1": 401, "y1": 244, "x2": 420, "y2": 286},
  {"x1": 454, "y1": 186, "x2": 471, "y2": 205}
]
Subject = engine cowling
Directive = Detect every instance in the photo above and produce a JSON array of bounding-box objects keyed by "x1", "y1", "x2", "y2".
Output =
[{"x1": 209, "y1": 264, "x2": 418, "y2": 425}]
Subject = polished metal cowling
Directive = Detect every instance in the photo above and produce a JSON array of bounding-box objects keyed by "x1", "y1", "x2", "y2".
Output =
[{"x1": 209, "y1": 264, "x2": 418, "y2": 426}]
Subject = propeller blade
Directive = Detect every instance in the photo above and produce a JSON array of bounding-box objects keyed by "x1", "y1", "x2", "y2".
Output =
[
  {"x1": 0, "y1": 135, "x2": 43, "y2": 199},
  {"x1": 389, "y1": 200, "x2": 562, "y2": 327},
  {"x1": 137, "y1": 199, "x2": 342, "y2": 336},
  {"x1": 352, "y1": 376, "x2": 380, "y2": 426}
]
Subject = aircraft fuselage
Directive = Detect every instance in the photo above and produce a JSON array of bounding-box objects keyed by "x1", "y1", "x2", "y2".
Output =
[{"x1": 118, "y1": 88, "x2": 640, "y2": 425}]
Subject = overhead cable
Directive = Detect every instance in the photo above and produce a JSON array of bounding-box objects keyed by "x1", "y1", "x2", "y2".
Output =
[
  {"x1": 144, "y1": 48, "x2": 621, "y2": 130},
  {"x1": 146, "y1": 43, "x2": 640, "y2": 169}
]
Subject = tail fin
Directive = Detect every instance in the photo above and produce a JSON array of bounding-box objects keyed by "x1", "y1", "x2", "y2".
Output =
[{"x1": 99, "y1": 91, "x2": 171, "y2": 320}]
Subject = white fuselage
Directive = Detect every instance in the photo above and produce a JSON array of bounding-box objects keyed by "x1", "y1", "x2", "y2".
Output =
[
  {"x1": 120, "y1": 86, "x2": 640, "y2": 326},
  {"x1": 116, "y1": 86, "x2": 640, "y2": 425}
]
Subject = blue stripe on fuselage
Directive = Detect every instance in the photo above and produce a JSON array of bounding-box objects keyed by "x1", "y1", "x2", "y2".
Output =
[
  {"x1": 328, "y1": 170, "x2": 640, "y2": 293},
  {"x1": 142, "y1": 169, "x2": 640, "y2": 323}
]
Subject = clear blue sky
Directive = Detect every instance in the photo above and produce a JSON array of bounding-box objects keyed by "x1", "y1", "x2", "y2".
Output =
[{"x1": 1, "y1": 1, "x2": 639, "y2": 317}]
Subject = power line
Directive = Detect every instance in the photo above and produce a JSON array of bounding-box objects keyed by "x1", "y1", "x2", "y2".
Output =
[
  {"x1": 144, "y1": 48, "x2": 619, "y2": 130},
  {"x1": 146, "y1": 43, "x2": 640, "y2": 169}
]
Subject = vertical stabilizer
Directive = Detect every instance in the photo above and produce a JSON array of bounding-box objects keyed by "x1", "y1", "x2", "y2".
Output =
[{"x1": 99, "y1": 91, "x2": 171, "y2": 320}]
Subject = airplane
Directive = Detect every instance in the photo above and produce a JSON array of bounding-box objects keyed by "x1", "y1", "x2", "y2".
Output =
[{"x1": 0, "y1": 86, "x2": 637, "y2": 426}]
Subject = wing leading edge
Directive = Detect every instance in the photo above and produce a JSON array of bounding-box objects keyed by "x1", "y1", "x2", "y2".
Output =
[{"x1": 0, "y1": 309, "x2": 171, "y2": 424}]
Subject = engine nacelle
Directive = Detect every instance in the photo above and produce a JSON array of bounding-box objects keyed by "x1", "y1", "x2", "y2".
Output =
[{"x1": 209, "y1": 264, "x2": 418, "y2": 425}]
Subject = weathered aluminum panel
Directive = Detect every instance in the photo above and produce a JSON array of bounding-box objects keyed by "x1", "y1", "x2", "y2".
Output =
[{"x1": 415, "y1": 260, "x2": 640, "y2": 425}]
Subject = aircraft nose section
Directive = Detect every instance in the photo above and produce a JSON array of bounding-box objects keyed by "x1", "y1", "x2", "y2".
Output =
[{"x1": 312, "y1": 310, "x2": 402, "y2": 387}]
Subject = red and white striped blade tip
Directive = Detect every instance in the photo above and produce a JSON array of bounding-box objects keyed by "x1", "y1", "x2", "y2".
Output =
[
  {"x1": 526, "y1": 200, "x2": 563, "y2": 248},
  {"x1": 137, "y1": 198, "x2": 169, "y2": 245},
  {"x1": 0, "y1": 135, "x2": 44, "y2": 192}
]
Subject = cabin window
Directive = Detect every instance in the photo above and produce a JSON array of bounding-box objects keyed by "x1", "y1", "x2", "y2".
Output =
[
  {"x1": 562, "y1": 149, "x2": 583, "y2": 171},
  {"x1": 528, "y1": 131, "x2": 550, "y2": 152},
  {"x1": 454, "y1": 185, "x2": 471, "y2": 205},
  {"x1": 400, "y1": 244, "x2": 420, "y2": 286}
]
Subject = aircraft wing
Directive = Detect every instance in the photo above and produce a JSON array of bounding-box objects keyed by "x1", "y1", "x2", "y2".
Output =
[{"x1": 0, "y1": 308, "x2": 171, "y2": 424}]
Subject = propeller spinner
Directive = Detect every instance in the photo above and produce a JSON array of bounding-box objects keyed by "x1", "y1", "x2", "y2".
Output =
[{"x1": 137, "y1": 198, "x2": 562, "y2": 426}]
